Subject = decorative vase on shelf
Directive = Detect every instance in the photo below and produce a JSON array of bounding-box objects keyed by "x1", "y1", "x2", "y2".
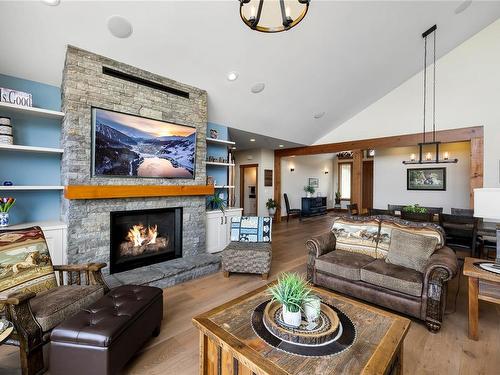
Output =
[
  {"x1": 282, "y1": 305, "x2": 302, "y2": 328},
  {"x1": 0, "y1": 212, "x2": 9, "y2": 227}
]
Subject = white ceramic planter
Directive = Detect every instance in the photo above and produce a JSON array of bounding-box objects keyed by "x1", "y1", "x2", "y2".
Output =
[
  {"x1": 282, "y1": 305, "x2": 302, "y2": 327},
  {"x1": 268, "y1": 208, "x2": 276, "y2": 216},
  {"x1": 306, "y1": 192, "x2": 312, "y2": 198},
  {"x1": 303, "y1": 296, "x2": 321, "y2": 322}
]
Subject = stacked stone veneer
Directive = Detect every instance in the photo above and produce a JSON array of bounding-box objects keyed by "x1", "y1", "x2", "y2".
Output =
[{"x1": 61, "y1": 46, "x2": 212, "y2": 279}]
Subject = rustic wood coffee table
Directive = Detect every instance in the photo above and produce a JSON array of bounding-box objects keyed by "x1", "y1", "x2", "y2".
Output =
[{"x1": 193, "y1": 285, "x2": 410, "y2": 375}]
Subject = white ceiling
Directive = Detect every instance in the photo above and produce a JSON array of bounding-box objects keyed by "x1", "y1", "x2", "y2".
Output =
[{"x1": 1, "y1": 1, "x2": 500, "y2": 145}]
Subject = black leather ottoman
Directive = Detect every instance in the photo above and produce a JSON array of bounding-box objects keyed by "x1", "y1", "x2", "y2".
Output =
[{"x1": 50, "y1": 285, "x2": 163, "y2": 375}]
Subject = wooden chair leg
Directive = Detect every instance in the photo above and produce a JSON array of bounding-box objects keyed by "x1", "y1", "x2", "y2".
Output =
[
  {"x1": 262, "y1": 273, "x2": 268, "y2": 280},
  {"x1": 19, "y1": 344, "x2": 44, "y2": 375},
  {"x1": 223, "y1": 271, "x2": 229, "y2": 278}
]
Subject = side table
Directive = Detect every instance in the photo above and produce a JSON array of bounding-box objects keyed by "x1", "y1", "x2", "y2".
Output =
[{"x1": 463, "y1": 257, "x2": 500, "y2": 340}]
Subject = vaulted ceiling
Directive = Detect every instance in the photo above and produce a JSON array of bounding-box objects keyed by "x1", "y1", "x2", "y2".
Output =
[{"x1": 1, "y1": 1, "x2": 499, "y2": 145}]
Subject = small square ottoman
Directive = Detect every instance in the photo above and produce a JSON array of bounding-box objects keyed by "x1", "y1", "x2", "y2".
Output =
[
  {"x1": 222, "y1": 241, "x2": 272, "y2": 279},
  {"x1": 50, "y1": 285, "x2": 163, "y2": 375}
]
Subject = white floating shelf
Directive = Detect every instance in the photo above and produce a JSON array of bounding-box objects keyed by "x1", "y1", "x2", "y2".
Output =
[
  {"x1": 0, "y1": 102, "x2": 65, "y2": 120},
  {"x1": 206, "y1": 138, "x2": 236, "y2": 146},
  {"x1": 8, "y1": 220, "x2": 67, "y2": 231},
  {"x1": 0, "y1": 144, "x2": 64, "y2": 154},
  {"x1": 0, "y1": 186, "x2": 64, "y2": 191},
  {"x1": 214, "y1": 185, "x2": 235, "y2": 189},
  {"x1": 206, "y1": 161, "x2": 235, "y2": 167}
]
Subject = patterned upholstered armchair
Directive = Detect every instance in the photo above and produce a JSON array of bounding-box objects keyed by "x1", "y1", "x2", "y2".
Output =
[
  {"x1": 0, "y1": 227, "x2": 109, "y2": 375},
  {"x1": 222, "y1": 217, "x2": 272, "y2": 280}
]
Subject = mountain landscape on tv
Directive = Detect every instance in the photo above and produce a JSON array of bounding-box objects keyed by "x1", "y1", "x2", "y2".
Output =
[{"x1": 93, "y1": 109, "x2": 196, "y2": 178}]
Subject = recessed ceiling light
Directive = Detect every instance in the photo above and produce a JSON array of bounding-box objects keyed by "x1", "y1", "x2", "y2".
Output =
[
  {"x1": 42, "y1": 0, "x2": 60, "y2": 5},
  {"x1": 107, "y1": 15, "x2": 133, "y2": 39},
  {"x1": 250, "y1": 138, "x2": 256, "y2": 142},
  {"x1": 231, "y1": 146, "x2": 237, "y2": 150},
  {"x1": 455, "y1": 0, "x2": 472, "y2": 14},
  {"x1": 251, "y1": 83, "x2": 265, "y2": 94},
  {"x1": 227, "y1": 71, "x2": 239, "y2": 81},
  {"x1": 313, "y1": 111, "x2": 326, "y2": 119},
  {"x1": 279, "y1": 144, "x2": 284, "y2": 148}
]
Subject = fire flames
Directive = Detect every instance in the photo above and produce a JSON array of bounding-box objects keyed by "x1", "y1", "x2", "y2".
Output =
[{"x1": 127, "y1": 224, "x2": 158, "y2": 247}]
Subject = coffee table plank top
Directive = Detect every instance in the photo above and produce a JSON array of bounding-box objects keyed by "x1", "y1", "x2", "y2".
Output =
[
  {"x1": 193, "y1": 285, "x2": 410, "y2": 375},
  {"x1": 463, "y1": 257, "x2": 500, "y2": 283}
]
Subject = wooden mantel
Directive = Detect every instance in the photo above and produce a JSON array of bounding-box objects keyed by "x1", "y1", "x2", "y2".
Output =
[{"x1": 65, "y1": 185, "x2": 215, "y2": 200}]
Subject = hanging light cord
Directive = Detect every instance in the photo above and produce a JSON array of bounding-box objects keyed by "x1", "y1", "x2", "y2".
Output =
[{"x1": 433, "y1": 30, "x2": 437, "y2": 143}]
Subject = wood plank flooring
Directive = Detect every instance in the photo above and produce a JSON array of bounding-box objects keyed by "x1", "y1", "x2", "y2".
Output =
[{"x1": 1, "y1": 214, "x2": 499, "y2": 374}]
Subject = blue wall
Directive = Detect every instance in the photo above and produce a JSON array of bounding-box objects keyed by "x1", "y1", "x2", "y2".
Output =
[
  {"x1": 0, "y1": 74, "x2": 62, "y2": 225},
  {"x1": 207, "y1": 122, "x2": 231, "y2": 203}
]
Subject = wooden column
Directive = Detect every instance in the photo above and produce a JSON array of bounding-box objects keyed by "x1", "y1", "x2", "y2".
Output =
[
  {"x1": 274, "y1": 152, "x2": 282, "y2": 223},
  {"x1": 470, "y1": 137, "x2": 484, "y2": 208},
  {"x1": 351, "y1": 150, "x2": 363, "y2": 211}
]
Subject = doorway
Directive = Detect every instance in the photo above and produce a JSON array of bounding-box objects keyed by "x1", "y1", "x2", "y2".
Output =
[
  {"x1": 362, "y1": 160, "x2": 374, "y2": 211},
  {"x1": 239, "y1": 164, "x2": 258, "y2": 216}
]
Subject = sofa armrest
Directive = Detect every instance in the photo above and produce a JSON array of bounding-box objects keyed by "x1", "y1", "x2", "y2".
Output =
[
  {"x1": 421, "y1": 246, "x2": 458, "y2": 332},
  {"x1": 306, "y1": 232, "x2": 336, "y2": 258},
  {"x1": 424, "y1": 246, "x2": 458, "y2": 283}
]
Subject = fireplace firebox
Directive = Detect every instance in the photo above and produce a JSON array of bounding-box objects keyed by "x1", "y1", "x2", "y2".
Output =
[{"x1": 110, "y1": 207, "x2": 182, "y2": 274}]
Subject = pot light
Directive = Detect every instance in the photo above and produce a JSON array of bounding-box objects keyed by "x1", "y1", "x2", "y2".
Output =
[
  {"x1": 231, "y1": 146, "x2": 237, "y2": 150},
  {"x1": 107, "y1": 15, "x2": 133, "y2": 39},
  {"x1": 279, "y1": 144, "x2": 284, "y2": 148},
  {"x1": 42, "y1": 0, "x2": 60, "y2": 5},
  {"x1": 313, "y1": 111, "x2": 326, "y2": 119},
  {"x1": 251, "y1": 83, "x2": 265, "y2": 94},
  {"x1": 227, "y1": 71, "x2": 239, "y2": 81},
  {"x1": 455, "y1": 0, "x2": 472, "y2": 14},
  {"x1": 250, "y1": 138, "x2": 256, "y2": 142}
]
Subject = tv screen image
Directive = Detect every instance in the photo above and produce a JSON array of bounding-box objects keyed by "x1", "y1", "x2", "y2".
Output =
[{"x1": 92, "y1": 108, "x2": 196, "y2": 178}]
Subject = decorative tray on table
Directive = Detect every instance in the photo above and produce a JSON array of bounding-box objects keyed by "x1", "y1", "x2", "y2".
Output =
[{"x1": 251, "y1": 299, "x2": 356, "y2": 357}]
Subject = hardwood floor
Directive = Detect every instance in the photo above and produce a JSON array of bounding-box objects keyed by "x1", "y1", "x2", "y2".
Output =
[{"x1": 1, "y1": 214, "x2": 499, "y2": 374}]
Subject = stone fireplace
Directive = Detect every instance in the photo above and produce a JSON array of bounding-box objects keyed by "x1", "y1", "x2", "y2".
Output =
[
  {"x1": 109, "y1": 207, "x2": 183, "y2": 274},
  {"x1": 60, "y1": 46, "x2": 219, "y2": 287}
]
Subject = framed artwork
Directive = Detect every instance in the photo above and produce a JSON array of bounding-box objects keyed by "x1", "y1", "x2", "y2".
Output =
[
  {"x1": 264, "y1": 169, "x2": 273, "y2": 187},
  {"x1": 308, "y1": 177, "x2": 319, "y2": 189},
  {"x1": 91, "y1": 107, "x2": 196, "y2": 178},
  {"x1": 407, "y1": 167, "x2": 446, "y2": 191}
]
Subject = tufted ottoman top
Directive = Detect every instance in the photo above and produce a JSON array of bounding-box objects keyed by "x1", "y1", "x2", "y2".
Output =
[{"x1": 51, "y1": 285, "x2": 163, "y2": 347}]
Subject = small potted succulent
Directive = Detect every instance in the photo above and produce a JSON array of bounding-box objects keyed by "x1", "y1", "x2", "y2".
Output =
[
  {"x1": 0, "y1": 197, "x2": 16, "y2": 227},
  {"x1": 403, "y1": 204, "x2": 428, "y2": 213},
  {"x1": 268, "y1": 273, "x2": 311, "y2": 327},
  {"x1": 304, "y1": 185, "x2": 315, "y2": 198},
  {"x1": 266, "y1": 198, "x2": 279, "y2": 216}
]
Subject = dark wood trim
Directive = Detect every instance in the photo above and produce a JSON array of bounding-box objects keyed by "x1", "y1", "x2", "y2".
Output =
[
  {"x1": 239, "y1": 164, "x2": 259, "y2": 216},
  {"x1": 470, "y1": 137, "x2": 484, "y2": 208},
  {"x1": 352, "y1": 150, "x2": 363, "y2": 211},
  {"x1": 274, "y1": 154, "x2": 282, "y2": 222},
  {"x1": 275, "y1": 126, "x2": 483, "y2": 157},
  {"x1": 64, "y1": 185, "x2": 214, "y2": 200}
]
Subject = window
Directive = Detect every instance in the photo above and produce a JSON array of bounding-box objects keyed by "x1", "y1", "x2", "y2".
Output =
[{"x1": 338, "y1": 162, "x2": 352, "y2": 199}]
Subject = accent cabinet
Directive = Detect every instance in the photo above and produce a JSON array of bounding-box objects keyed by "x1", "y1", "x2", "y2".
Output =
[
  {"x1": 206, "y1": 208, "x2": 243, "y2": 254},
  {"x1": 301, "y1": 197, "x2": 328, "y2": 217}
]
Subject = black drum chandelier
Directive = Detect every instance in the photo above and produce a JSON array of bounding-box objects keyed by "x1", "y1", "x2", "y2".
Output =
[{"x1": 240, "y1": 0, "x2": 310, "y2": 33}]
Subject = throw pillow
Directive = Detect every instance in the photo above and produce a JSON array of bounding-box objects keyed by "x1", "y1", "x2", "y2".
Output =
[
  {"x1": 331, "y1": 217, "x2": 381, "y2": 258},
  {"x1": 385, "y1": 228, "x2": 438, "y2": 273},
  {"x1": 230, "y1": 217, "x2": 272, "y2": 242}
]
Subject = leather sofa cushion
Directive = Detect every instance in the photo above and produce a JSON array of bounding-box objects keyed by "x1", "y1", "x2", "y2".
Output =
[
  {"x1": 386, "y1": 229, "x2": 437, "y2": 272},
  {"x1": 30, "y1": 285, "x2": 104, "y2": 332},
  {"x1": 316, "y1": 250, "x2": 374, "y2": 281},
  {"x1": 361, "y1": 259, "x2": 423, "y2": 297},
  {"x1": 331, "y1": 217, "x2": 381, "y2": 258},
  {"x1": 51, "y1": 285, "x2": 163, "y2": 347},
  {"x1": 377, "y1": 219, "x2": 445, "y2": 257}
]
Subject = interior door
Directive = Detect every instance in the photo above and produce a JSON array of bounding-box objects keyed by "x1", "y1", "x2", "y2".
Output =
[{"x1": 362, "y1": 160, "x2": 374, "y2": 210}]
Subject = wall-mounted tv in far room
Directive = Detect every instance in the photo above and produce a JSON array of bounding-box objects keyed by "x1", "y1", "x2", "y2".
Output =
[{"x1": 91, "y1": 107, "x2": 196, "y2": 179}]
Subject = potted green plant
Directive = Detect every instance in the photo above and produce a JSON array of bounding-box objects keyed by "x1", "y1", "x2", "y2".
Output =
[
  {"x1": 402, "y1": 204, "x2": 428, "y2": 213},
  {"x1": 0, "y1": 197, "x2": 15, "y2": 227},
  {"x1": 268, "y1": 273, "x2": 311, "y2": 327},
  {"x1": 207, "y1": 193, "x2": 226, "y2": 213},
  {"x1": 334, "y1": 191, "x2": 341, "y2": 205},
  {"x1": 304, "y1": 185, "x2": 315, "y2": 198},
  {"x1": 266, "y1": 198, "x2": 279, "y2": 216}
]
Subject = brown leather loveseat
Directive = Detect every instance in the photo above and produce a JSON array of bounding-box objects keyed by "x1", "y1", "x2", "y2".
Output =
[{"x1": 306, "y1": 215, "x2": 458, "y2": 332}]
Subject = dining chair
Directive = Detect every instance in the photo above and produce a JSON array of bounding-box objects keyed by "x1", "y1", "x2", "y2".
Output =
[
  {"x1": 283, "y1": 193, "x2": 301, "y2": 222},
  {"x1": 347, "y1": 203, "x2": 359, "y2": 216},
  {"x1": 387, "y1": 204, "x2": 405, "y2": 214},
  {"x1": 451, "y1": 208, "x2": 474, "y2": 216},
  {"x1": 368, "y1": 208, "x2": 395, "y2": 216},
  {"x1": 439, "y1": 213, "x2": 479, "y2": 259},
  {"x1": 421, "y1": 206, "x2": 444, "y2": 215}
]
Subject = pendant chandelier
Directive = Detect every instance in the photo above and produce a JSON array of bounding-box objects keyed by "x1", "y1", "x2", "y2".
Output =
[
  {"x1": 239, "y1": 0, "x2": 310, "y2": 33},
  {"x1": 403, "y1": 25, "x2": 458, "y2": 165}
]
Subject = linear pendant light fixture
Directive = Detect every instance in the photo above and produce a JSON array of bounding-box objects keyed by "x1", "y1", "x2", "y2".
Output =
[
  {"x1": 403, "y1": 25, "x2": 458, "y2": 165},
  {"x1": 240, "y1": 0, "x2": 310, "y2": 33}
]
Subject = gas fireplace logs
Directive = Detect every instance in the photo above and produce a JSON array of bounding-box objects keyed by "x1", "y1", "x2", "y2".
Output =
[{"x1": 119, "y1": 224, "x2": 169, "y2": 257}]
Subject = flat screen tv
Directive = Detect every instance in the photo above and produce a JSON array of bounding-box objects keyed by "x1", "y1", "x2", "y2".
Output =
[{"x1": 91, "y1": 107, "x2": 196, "y2": 179}]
